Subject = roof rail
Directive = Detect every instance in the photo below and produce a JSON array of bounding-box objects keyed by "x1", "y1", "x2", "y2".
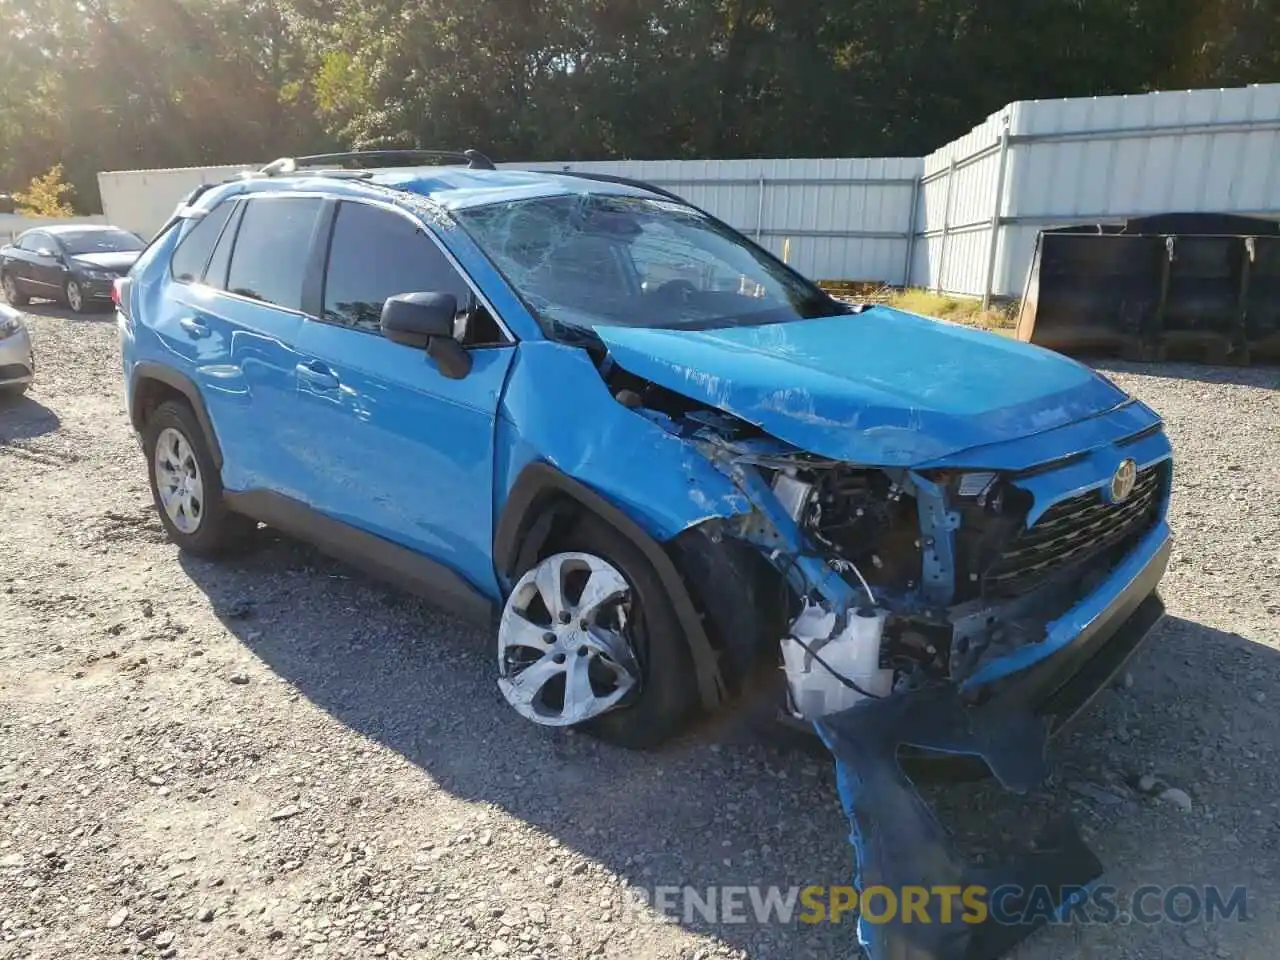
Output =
[{"x1": 257, "y1": 149, "x2": 496, "y2": 177}]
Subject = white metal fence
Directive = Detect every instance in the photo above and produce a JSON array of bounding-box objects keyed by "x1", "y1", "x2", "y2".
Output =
[{"x1": 94, "y1": 82, "x2": 1280, "y2": 301}]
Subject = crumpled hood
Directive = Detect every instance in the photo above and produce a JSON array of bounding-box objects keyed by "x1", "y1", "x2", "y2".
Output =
[
  {"x1": 596, "y1": 307, "x2": 1128, "y2": 466},
  {"x1": 70, "y1": 251, "x2": 139, "y2": 273}
]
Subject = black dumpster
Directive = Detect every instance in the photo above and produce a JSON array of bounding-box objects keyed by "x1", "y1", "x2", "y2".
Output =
[{"x1": 1016, "y1": 213, "x2": 1280, "y2": 364}]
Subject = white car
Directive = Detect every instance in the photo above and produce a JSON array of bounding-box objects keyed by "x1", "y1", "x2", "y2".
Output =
[{"x1": 0, "y1": 303, "x2": 34, "y2": 396}]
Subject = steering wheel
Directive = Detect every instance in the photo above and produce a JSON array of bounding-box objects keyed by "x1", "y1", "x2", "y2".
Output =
[{"x1": 650, "y1": 279, "x2": 699, "y2": 303}]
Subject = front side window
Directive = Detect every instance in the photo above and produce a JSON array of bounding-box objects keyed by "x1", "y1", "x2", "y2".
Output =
[
  {"x1": 321, "y1": 201, "x2": 503, "y2": 344},
  {"x1": 21, "y1": 233, "x2": 51, "y2": 254},
  {"x1": 455, "y1": 193, "x2": 843, "y2": 337},
  {"x1": 226, "y1": 197, "x2": 323, "y2": 310},
  {"x1": 57, "y1": 229, "x2": 145, "y2": 256}
]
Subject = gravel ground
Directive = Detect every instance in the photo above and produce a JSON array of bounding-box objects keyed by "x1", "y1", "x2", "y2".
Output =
[{"x1": 1, "y1": 305, "x2": 1278, "y2": 960}]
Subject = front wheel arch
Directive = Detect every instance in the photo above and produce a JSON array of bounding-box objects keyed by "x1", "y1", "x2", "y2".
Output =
[{"x1": 494, "y1": 462, "x2": 726, "y2": 711}]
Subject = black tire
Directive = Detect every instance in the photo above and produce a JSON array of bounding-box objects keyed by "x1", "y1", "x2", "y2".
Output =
[
  {"x1": 143, "y1": 400, "x2": 256, "y2": 558},
  {"x1": 63, "y1": 278, "x2": 89, "y2": 314},
  {"x1": 543, "y1": 513, "x2": 700, "y2": 749},
  {"x1": 2, "y1": 272, "x2": 29, "y2": 307}
]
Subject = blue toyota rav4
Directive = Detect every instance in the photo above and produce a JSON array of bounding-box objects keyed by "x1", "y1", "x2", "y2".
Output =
[{"x1": 118, "y1": 151, "x2": 1173, "y2": 749}]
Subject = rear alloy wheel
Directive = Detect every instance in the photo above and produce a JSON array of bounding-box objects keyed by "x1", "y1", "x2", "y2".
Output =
[
  {"x1": 64, "y1": 279, "x2": 87, "y2": 314},
  {"x1": 497, "y1": 515, "x2": 699, "y2": 749},
  {"x1": 153, "y1": 426, "x2": 205, "y2": 535},
  {"x1": 2, "y1": 273, "x2": 28, "y2": 307},
  {"x1": 143, "y1": 400, "x2": 256, "y2": 557}
]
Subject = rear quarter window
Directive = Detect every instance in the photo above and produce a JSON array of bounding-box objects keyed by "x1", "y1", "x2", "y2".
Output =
[{"x1": 170, "y1": 202, "x2": 236, "y2": 283}]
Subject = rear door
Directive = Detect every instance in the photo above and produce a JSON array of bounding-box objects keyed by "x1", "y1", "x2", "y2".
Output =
[
  {"x1": 291, "y1": 199, "x2": 515, "y2": 595},
  {"x1": 22, "y1": 233, "x2": 62, "y2": 295},
  {"x1": 2, "y1": 234, "x2": 37, "y2": 292},
  {"x1": 156, "y1": 195, "x2": 326, "y2": 497}
]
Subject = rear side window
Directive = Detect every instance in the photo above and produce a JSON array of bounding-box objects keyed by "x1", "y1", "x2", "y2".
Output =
[
  {"x1": 225, "y1": 197, "x2": 323, "y2": 310},
  {"x1": 170, "y1": 201, "x2": 235, "y2": 283}
]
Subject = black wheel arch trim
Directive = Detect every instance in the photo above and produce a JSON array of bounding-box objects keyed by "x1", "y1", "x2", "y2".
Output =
[
  {"x1": 494, "y1": 461, "x2": 727, "y2": 711},
  {"x1": 129, "y1": 362, "x2": 224, "y2": 469}
]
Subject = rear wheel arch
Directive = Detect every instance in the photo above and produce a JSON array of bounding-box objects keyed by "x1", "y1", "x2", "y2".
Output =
[
  {"x1": 494, "y1": 462, "x2": 727, "y2": 711},
  {"x1": 129, "y1": 363, "x2": 223, "y2": 469}
]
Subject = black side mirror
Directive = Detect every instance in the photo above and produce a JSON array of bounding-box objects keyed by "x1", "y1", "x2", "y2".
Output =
[{"x1": 380, "y1": 292, "x2": 472, "y2": 379}]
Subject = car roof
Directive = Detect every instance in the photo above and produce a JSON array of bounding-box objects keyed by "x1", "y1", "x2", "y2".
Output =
[
  {"x1": 368, "y1": 168, "x2": 660, "y2": 211},
  {"x1": 37, "y1": 224, "x2": 126, "y2": 235},
  {"x1": 231, "y1": 166, "x2": 663, "y2": 212}
]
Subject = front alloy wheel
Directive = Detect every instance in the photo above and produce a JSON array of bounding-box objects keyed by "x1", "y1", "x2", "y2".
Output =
[
  {"x1": 65, "y1": 279, "x2": 86, "y2": 313},
  {"x1": 498, "y1": 552, "x2": 641, "y2": 727}
]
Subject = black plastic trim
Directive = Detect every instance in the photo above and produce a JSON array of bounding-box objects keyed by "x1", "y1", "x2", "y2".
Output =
[
  {"x1": 203, "y1": 199, "x2": 245, "y2": 291},
  {"x1": 494, "y1": 461, "x2": 727, "y2": 709},
  {"x1": 224, "y1": 489, "x2": 493, "y2": 623},
  {"x1": 302, "y1": 199, "x2": 339, "y2": 319},
  {"x1": 129, "y1": 362, "x2": 224, "y2": 469}
]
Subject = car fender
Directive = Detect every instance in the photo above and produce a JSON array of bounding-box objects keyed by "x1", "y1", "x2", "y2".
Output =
[{"x1": 493, "y1": 341, "x2": 756, "y2": 709}]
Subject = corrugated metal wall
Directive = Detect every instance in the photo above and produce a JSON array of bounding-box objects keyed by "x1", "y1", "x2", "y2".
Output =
[
  {"x1": 913, "y1": 83, "x2": 1280, "y2": 299},
  {"x1": 93, "y1": 82, "x2": 1280, "y2": 300},
  {"x1": 96, "y1": 157, "x2": 922, "y2": 284},
  {"x1": 518, "y1": 157, "x2": 921, "y2": 282}
]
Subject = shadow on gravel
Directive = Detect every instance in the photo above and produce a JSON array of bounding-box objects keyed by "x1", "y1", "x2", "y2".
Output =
[
  {"x1": 0, "y1": 393, "x2": 60, "y2": 441},
  {"x1": 17, "y1": 301, "x2": 113, "y2": 322},
  {"x1": 179, "y1": 537, "x2": 1280, "y2": 959},
  {"x1": 1093, "y1": 358, "x2": 1280, "y2": 390}
]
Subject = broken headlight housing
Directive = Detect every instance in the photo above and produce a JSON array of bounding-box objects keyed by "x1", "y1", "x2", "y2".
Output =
[{"x1": 771, "y1": 465, "x2": 922, "y2": 594}]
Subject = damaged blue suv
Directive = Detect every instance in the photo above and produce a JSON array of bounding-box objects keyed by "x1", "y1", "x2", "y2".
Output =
[{"x1": 118, "y1": 151, "x2": 1172, "y2": 750}]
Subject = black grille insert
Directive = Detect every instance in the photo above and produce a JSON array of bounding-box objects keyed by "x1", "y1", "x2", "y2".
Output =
[{"x1": 983, "y1": 462, "x2": 1166, "y2": 597}]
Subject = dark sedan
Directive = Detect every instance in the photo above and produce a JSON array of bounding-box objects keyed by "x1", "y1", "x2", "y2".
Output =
[{"x1": 1, "y1": 225, "x2": 144, "y2": 313}]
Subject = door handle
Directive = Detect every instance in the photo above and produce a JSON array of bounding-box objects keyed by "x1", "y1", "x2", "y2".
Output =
[
  {"x1": 178, "y1": 317, "x2": 210, "y2": 339},
  {"x1": 296, "y1": 360, "x2": 340, "y2": 392}
]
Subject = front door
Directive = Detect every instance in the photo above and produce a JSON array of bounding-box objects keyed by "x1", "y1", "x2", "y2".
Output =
[{"x1": 292, "y1": 200, "x2": 514, "y2": 597}]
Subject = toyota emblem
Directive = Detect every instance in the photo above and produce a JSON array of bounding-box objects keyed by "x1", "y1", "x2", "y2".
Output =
[{"x1": 1110, "y1": 459, "x2": 1138, "y2": 503}]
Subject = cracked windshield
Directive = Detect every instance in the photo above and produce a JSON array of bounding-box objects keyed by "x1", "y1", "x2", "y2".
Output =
[{"x1": 456, "y1": 193, "x2": 845, "y2": 334}]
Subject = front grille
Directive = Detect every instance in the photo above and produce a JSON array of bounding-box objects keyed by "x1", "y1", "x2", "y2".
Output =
[
  {"x1": 982, "y1": 462, "x2": 1166, "y2": 597},
  {"x1": 0, "y1": 363, "x2": 31, "y2": 381}
]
